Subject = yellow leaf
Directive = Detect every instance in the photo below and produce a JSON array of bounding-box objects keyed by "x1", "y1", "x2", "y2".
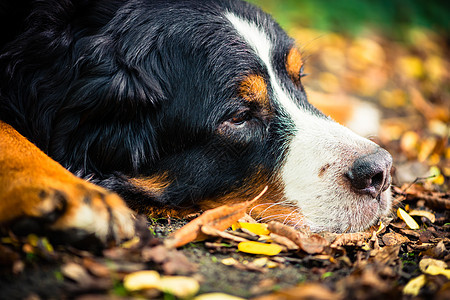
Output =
[
  {"x1": 238, "y1": 241, "x2": 282, "y2": 256},
  {"x1": 194, "y1": 293, "x2": 245, "y2": 300},
  {"x1": 159, "y1": 276, "x2": 199, "y2": 298},
  {"x1": 252, "y1": 257, "x2": 269, "y2": 267},
  {"x1": 419, "y1": 258, "x2": 447, "y2": 273},
  {"x1": 403, "y1": 275, "x2": 426, "y2": 296},
  {"x1": 376, "y1": 221, "x2": 386, "y2": 234},
  {"x1": 397, "y1": 208, "x2": 420, "y2": 230},
  {"x1": 234, "y1": 222, "x2": 270, "y2": 235},
  {"x1": 420, "y1": 259, "x2": 450, "y2": 279},
  {"x1": 123, "y1": 270, "x2": 160, "y2": 291},
  {"x1": 221, "y1": 257, "x2": 238, "y2": 266},
  {"x1": 409, "y1": 210, "x2": 436, "y2": 223},
  {"x1": 121, "y1": 236, "x2": 140, "y2": 249}
]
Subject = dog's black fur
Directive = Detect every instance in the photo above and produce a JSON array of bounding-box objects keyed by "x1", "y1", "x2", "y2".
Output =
[{"x1": 0, "y1": 0, "x2": 304, "y2": 211}]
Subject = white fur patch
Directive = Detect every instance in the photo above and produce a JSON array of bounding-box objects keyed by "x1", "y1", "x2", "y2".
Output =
[{"x1": 225, "y1": 12, "x2": 391, "y2": 232}]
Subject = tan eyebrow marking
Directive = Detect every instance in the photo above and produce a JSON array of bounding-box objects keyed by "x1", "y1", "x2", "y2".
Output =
[
  {"x1": 286, "y1": 47, "x2": 303, "y2": 84},
  {"x1": 238, "y1": 74, "x2": 269, "y2": 108}
]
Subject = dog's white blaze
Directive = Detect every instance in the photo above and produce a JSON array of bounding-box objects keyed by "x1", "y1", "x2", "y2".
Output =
[{"x1": 226, "y1": 12, "x2": 391, "y2": 232}]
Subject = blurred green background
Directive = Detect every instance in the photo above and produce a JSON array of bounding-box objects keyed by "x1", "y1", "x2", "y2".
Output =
[{"x1": 248, "y1": 0, "x2": 449, "y2": 39}]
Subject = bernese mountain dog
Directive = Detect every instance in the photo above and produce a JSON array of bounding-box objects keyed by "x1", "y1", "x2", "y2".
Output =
[{"x1": 0, "y1": 0, "x2": 393, "y2": 243}]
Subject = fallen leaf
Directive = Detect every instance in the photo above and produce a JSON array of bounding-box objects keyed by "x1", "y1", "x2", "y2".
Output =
[
  {"x1": 165, "y1": 186, "x2": 268, "y2": 248},
  {"x1": 123, "y1": 270, "x2": 160, "y2": 291},
  {"x1": 299, "y1": 234, "x2": 329, "y2": 254},
  {"x1": 267, "y1": 221, "x2": 309, "y2": 246},
  {"x1": 397, "y1": 208, "x2": 420, "y2": 229},
  {"x1": 124, "y1": 272, "x2": 199, "y2": 298},
  {"x1": 254, "y1": 282, "x2": 340, "y2": 300},
  {"x1": 201, "y1": 225, "x2": 249, "y2": 243},
  {"x1": 221, "y1": 257, "x2": 238, "y2": 266},
  {"x1": 269, "y1": 233, "x2": 299, "y2": 251},
  {"x1": 159, "y1": 276, "x2": 200, "y2": 298},
  {"x1": 238, "y1": 241, "x2": 282, "y2": 256},
  {"x1": 331, "y1": 232, "x2": 372, "y2": 247},
  {"x1": 423, "y1": 265, "x2": 450, "y2": 279},
  {"x1": 403, "y1": 275, "x2": 426, "y2": 296},
  {"x1": 409, "y1": 209, "x2": 436, "y2": 223},
  {"x1": 194, "y1": 293, "x2": 245, "y2": 300},
  {"x1": 381, "y1": 232, "x2": 409, "y2": 246},
  {"x1": 232, "y1": 222, "x2": 270, "y2": 235},
  {"x1": 61, "y1": 262, "x2": 92, "y2": 285},
  {"x1": 420, "y1": 258, "x2": 450, "y2": 279}
]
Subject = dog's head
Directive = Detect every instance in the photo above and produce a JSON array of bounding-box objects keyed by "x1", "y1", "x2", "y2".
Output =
[{"x1": 40, "y1": 0, "x2": 392, "y2": 232}]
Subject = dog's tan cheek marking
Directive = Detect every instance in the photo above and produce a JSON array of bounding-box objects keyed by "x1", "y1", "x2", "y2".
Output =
[
  {"x1": 197, "y1": 171, "x2": 305, "y2": 225},
  {"x1": 286, "y1": 47, "x2": 303, "y2": 84},
  {"x1": 128, "y1": 172, "x2": 171, "y2": 198},
  {"x1": 239, "y1": 74, "x2": 269, "y2": 109}
]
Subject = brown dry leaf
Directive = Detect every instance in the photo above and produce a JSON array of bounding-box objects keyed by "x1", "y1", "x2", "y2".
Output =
[
  {"x1": 165, "y1": 186, "x2": 268, "y2": 248},
  {"x1": 253, "y1": 282, "x2": 340, "y2": 300},
  {"x1": 82, "y1": 258, "x2": 111, "y2": 278},
  {"x1": 370, "y1": 245, "x2": 401, "y2": 265},
  {"x1": 331, "y1": 232, "x2": 372, "y2": 247},
  {"x1": 267, "y1": 221, "x2": 309, "y2": 245},
  {"x1": 201, "y1": 225, "x2": 249, "y2": 243},
  {"x1": 269, "y1": 233, "x2": 299, "y2": 251},
  {"x1": 381, "y1": 232, "x2": 410, "y2": 246},
  {"x1": 142, "y1": 245, "x2": 197, "y2": 275},
  {"x1": 299, "y1": 234, "x2": 329, "y2": 254},
  {"x1": 61, "y1": 262, "x2": 92, "y2": 285}
]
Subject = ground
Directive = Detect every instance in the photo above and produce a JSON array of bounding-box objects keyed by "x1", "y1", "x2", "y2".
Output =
[{"x1": 0, "y1": 20, "x2": 449, "y2": 300}]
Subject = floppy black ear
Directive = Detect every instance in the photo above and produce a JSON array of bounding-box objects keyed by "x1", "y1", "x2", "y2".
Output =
[{"x1": 49, "y1": 44, "x2": 167, "y2": 176}]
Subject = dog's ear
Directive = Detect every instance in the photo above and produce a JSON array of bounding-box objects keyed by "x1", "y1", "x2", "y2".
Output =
[{"x1": 49, "y1": 50, "x2": 166, "y2": 176}]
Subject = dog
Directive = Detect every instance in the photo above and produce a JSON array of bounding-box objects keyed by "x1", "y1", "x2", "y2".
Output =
[{"x1": 0, "y1": 0, "x2": 393, "y2": 243}]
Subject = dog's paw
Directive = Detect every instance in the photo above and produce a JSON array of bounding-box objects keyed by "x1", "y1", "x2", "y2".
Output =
[{"x1": 6, "y1": 180, "x2": 135, "y2": 244}]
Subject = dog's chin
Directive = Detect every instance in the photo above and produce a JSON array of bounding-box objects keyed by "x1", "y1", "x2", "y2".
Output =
[{"x1": 303, "y1": 187, "x2": 392, "y2": 233}]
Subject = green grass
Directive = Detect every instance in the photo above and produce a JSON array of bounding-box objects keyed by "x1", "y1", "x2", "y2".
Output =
[{"x1": 248, "y1": 0, "x2": 449, "y2": 38}]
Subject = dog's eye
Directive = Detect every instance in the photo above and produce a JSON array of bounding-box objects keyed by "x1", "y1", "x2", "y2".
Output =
[
  {"x1": 229, "y1": 110, "x2": 251, "y2": 125},
  {"x1": 299, "y1": 65, "x2": 308, "y2": 78}
]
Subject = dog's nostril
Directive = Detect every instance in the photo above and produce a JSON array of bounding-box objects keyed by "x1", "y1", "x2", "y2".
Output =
[{"x1": 346, "y1": 148, "x2": 392, "y2": 198}]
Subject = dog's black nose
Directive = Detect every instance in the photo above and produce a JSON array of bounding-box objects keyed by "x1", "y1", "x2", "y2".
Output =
[{"x1": 346, "y1": 148, "x2": 392, "y2": 198}]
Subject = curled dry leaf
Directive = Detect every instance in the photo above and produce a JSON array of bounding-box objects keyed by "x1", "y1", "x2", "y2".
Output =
[
  {"x1": 397, "y1": 208, "x2": 420, "y2": 229},
  {"x1": 269, "y1": 233, "x2": 299, "y2": 251},
  {"x1": 267, "y1": 221, "x2": 309, "y2": 246},
  {"x1": 330, "y1": 232, "x2": 372, "y2": 247},
  {"x1": 381, "y1": 232, "x2": 410, "y2": 246},
  {"x1": 165, "y1": 186, "x2": 268, "y2": 248},
  {"x1": 408, "y1": 209, "x2": 436, "y2": 223},
  {"x1": 300, "y1": 234, "x2": 329, "y2": 254},
  {"x1": 201, "y1": 225, "x2": 249, "y2": 243}
]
